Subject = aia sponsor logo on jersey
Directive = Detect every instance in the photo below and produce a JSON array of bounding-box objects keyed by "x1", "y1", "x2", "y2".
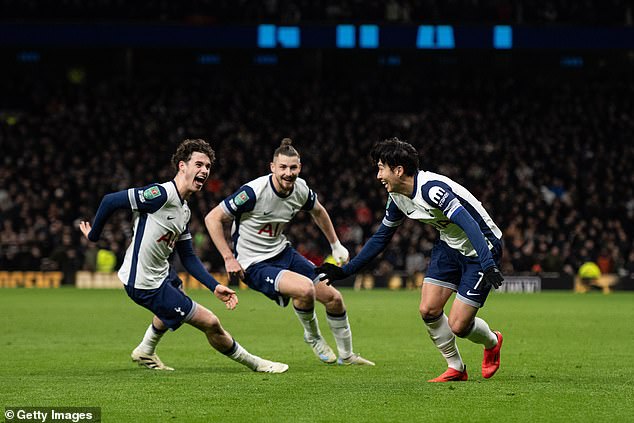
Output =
[
  {"x1": 258, "y1": 222, "x2": 283, "y2": 237},
  {"x1": 156, "y1": 231, "x2": 178, "y2": 248}
]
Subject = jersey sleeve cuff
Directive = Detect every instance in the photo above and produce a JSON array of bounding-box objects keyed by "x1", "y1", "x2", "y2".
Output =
[
  {"x1": 128, "y1": 188, "x2": 138, "y2": 211},
  {"x1": 382, "y1": 217, "x2": 403, "y2": 227},
  {"x1": 221, "y1": 199, "x2": 237, "y2": 216},
  {"x1": 444, "y1": 198, "x2": 462, "y2": 219}
]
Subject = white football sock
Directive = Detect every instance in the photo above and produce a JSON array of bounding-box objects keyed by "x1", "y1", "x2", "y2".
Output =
[
  {"x1": 327, "y1": 312, "x2": 353, "y2": 359},
  {"x1": 225, "y1": 340, "x2": 261, "y2": 371},
  {"x1": 137, "y1": 324, "x2": 166, "y2": 355},
  {"x1": 465, "y1": 317, "x2": 498, "y2": 349},
  {"x1": 424, "y1": 313, "x2": 464, "y2": 371},
  {"x1": 294, "y1": 307, "x2": 322, "y2": 340}
]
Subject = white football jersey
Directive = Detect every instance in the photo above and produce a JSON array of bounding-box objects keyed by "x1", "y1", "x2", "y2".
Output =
[
  {"x1": 118, "y1": 181, "x2": 192, "y2": 289},
  {"x1": 221, "y1": 175, "x2": 316, "y2": 269},
  {"x1": 384, "y1": 171, "x2": 502, "y2": 257}
]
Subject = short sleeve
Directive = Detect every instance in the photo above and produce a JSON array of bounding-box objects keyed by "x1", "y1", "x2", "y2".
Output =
[
  {"x1": 381, "y1": 196, "x2": 405, "y2": 228},
  {"x1": 421, "y1": 181, "x2": 462, "y2": 218},
  {"x1": 301, "y1": 189, "x2": 317, "y2": 211},
  {"x1": 128, "y1": 184, "x2": 169, "y2": 214},
  {"x1": 222, "y1": 185, "x2": 257, "y2": 216}
]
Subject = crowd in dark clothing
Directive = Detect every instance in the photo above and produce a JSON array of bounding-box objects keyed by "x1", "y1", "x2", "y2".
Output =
[
  {"x1": 1, "y1": 69, "x2": 633, "y2": 284},
  {"x1": 0, "y1": 0, "x2": 631, "y2": 25}
]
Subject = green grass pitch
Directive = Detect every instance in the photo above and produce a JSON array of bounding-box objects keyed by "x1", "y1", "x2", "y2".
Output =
[{"x1": 1, "y1": 288, "x2": 633, "y2": 422}]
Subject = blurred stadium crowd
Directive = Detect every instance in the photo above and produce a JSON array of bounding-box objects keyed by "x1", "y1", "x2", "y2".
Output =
[
  {"x1": 1, "y1": 69, "x2": 632, "y2": 283},
  {"x1": 1, "y1": 0, "x2": 631, "y2": 24}
]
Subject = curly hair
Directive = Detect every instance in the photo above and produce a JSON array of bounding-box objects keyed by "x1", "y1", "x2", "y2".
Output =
[{"x1": 171, "y1": 139, "x2": 216, "y2": 171}]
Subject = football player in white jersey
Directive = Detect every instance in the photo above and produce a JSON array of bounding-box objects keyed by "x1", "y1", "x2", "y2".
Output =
[
  {"x1": 79, "y1": 139, "x2": 287, "y2": 373},
  {"x1": 205, "y1": 138, "x2": 374, "y2": 366},
  {"x1": 318, "y1": 138, "x2": 504, "y2": 382}
]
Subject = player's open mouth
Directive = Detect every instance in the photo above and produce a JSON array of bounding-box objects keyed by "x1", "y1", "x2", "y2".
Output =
[{"x1": 194, "y1": 175, "x2": 206, "y2": 187}]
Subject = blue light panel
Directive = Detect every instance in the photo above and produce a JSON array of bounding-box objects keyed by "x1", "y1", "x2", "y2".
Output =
[
  {"x1": 493, "y1": 25, "x2": 512, "y2": 49},
  {"x1": 277, "y1": 26, "x2": 300, "y2": 48},
  {"x1": 436, "y1": 26, "x2": 455, "y2": 49},
  {"x1": 258, "y1": 25, "x2": 276, "y2": 48},
  {"x1": 416, "y1": 26, "x2": 434, "y2": 49},
  {"x1": 359, "y1": 25, "x2": 379, "y2": 49},
  {"x1": 336, "y1": 25, "x2": 356, "y2": 48}
]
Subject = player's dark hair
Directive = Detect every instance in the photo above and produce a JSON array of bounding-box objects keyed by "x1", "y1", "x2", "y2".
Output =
[
  {"x1": 370, "y1": 137, "x2": 419, "y2": 176},
  {"x1": 273, "y1": 138, "x2": 300, "y2": 160},
  {"x1": 171, "y1": 139, "x2": 216, "y2": 171}
]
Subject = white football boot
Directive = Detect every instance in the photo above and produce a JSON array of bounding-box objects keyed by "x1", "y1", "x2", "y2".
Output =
[
  {"x1": 131, "y1": 347, "x2": 174, "y2": 371},
  {"x1": 253, "y1": 359, "x2": 289, "y2": 373},
  {"x1": 304, "y1": 336, "x2": 337, "y2": 364},
  {"x1": 337, "y1": 353, "x2": 375, "y2": 366}
]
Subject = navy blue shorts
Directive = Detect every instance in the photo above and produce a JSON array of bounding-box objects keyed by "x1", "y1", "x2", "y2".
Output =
[
  {"x1": 244, "y1": 245, "x2": 317, "y2": 307},
  {"x1": 424, "y1": 240, "x2": 502, "y2": 308},
  {"x1": 124, "y1": 273, "x2": 196, "y2": 330}
]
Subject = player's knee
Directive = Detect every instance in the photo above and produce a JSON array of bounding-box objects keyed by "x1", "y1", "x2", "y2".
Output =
[
  {"x1": 329, "y1": 291, "x2": 344, "y2": 309},
  {"x1": 322, "y1": 291, "x2": 346, "y2": 313},
  {"x1": 203, "y1": 315, "x2": 223, "y2": 334},
  {"x1": 319, "y1": 288, "x2": 343, "y2": 308},
  {"x1": 295, "y1": 283, "x2": 316, "y2": 303},
  {"x1": 419, "y1": 304, "x2": 443, "y2": 321},
  {"x1": 450, "y1": 320, "x2": 473, "y2": 338}
]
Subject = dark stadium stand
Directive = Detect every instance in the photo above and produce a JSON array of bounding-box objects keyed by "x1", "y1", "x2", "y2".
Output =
[
  {"x1": 0, "y1": 0, "x2": 630, "y2": 24},
  {"x1": 1, "y1": 61, "x2": 632, "y2": 285}
]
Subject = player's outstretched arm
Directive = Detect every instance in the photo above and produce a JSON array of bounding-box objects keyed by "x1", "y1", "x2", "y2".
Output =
[
  {"x1": 175, "y1": 238, "x2": 239, "y2": 308},
  {"x1": 205, "y1": 205, "x2": 245, "y2": 282},
  {"x1": 316, "y1": 222, "x2": 399, "y2": 285},
  {"x1": 315, "y1": 262, "x2": 350, "y2": 286},
  {"x1": 79, "y1": 190, "x2": 131, "y2": 242},
  {"x1": 309, "y1": 199, "x2": 349, "y2": 265}
]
